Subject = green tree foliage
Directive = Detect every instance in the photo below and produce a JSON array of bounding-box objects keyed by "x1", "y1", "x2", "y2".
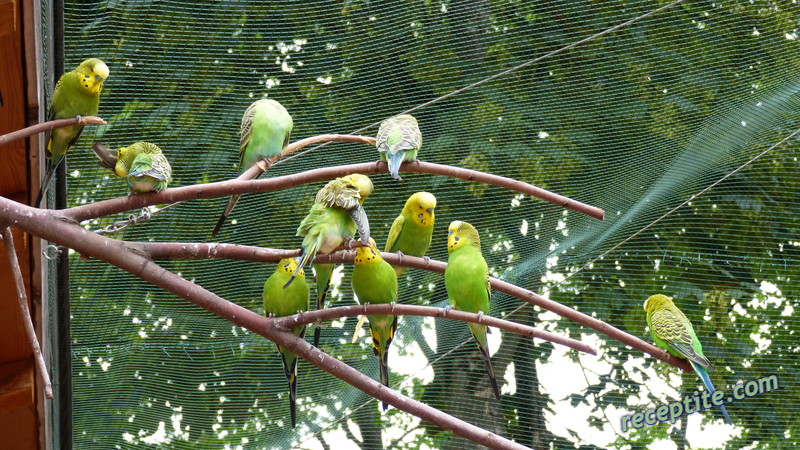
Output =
[{"x1": 63, "y1": 0, "x2": 798, "y2": 448}]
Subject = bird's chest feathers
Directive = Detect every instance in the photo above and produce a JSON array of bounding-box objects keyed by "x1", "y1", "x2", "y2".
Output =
[{"x1": 128, "y1": 176, "x2": 157, "y2": 193}]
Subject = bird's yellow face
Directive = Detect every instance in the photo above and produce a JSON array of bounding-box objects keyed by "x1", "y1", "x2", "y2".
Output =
[
  {"x1": 277, "y1": 258, "x2": 304, "y2": 277},
  {"x1": 409, "y1": 192, "x2": 436, "y2": 226},
  {"x1": 79, "y1": 60, "x2": 109, "y2": 95},
  {"x1": 643, "y1": 294, "x2": 670, "y2": 312},
  {"x1": 342, "y1": 174, "x2": 373, "y2": 204},
  {"x1": 447, "y1": 221, "x2": 466, "y2": 252},
  {"x1": 354, "y1": 238, "x2": 381, "y2": 264}
]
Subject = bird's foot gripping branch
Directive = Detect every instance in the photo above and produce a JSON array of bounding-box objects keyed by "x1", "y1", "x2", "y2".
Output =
[{"x1": 620, "y1": 374, "x2": 779, "y2": 431}]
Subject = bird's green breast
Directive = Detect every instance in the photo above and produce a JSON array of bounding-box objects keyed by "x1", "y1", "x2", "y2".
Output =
[
  {"x1": 388, "y1": 213, "x2": 433, "y2": 257},
  {"x1": 352, "y1": 260, "x2": 397, "y2": 305},
  {"x1": 444, "y1": 246, "x2": 489, "y2": 313}
]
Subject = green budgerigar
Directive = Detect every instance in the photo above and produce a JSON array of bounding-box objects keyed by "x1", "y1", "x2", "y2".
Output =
[
  {"x1": 444, "y1": 221, "x2": 500, "y2": 400},
  {"x1": 351, "y1": 240, "x2": 399, "y2": 411},
  {"x1": 285, "y1": 173, "x2": 374, "y2": 289},
  {"x1": 93, "y1": 142, "x2": 172, "y2": 193},
  {"x1": 375, "y1": 114, "x2": 422, "y2": 181},
  {"x1": 212, "y1": 99, "x2": 293, "y2": 237},
  {"x1": 384, "y1": 192, "x2": 436, "y2": 276},
  {"x1": 288, "y1": 174, "x2": 374, "y2": 346},
  {"x1": 644, "y1": 294, "x2": 733, "y2": 425},
  {"x1": 263, "y1": 258, "x2": 310, "y2": 428},
  {"x1": 36, "y1": 58, "x2": 110, "y2": 207}
]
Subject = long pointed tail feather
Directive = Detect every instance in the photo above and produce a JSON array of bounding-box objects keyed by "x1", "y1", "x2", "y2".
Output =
[
  {"x1": 690, "y1": 360, "x2": 733, "y2": 425},
  {"x1": 475, "y1": 340, "x2": 501, "y2": 400},
  {"x1": 387, "y1": 152, "x2": 403, "y2": 181},
  {"x1": 34, "y1": 157, "x2": 64, "y2": 208},
  {"x1": 211, "y1": 194, "x2": 242, "y2": 238},
  {"x1": 313, "y1": 263, "x2": 334, "y2": 347}
]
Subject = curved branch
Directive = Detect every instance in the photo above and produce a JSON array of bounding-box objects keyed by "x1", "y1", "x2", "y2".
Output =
[
  {"x1": 272, "y1": 303, "x2": 597, "y2": 355},
  {"x1": 0, "y1": 116, "x2": 107, "y2": 147},
  {"x1": 129, "y1": 241, "x2": 690, "y2": 371},
  {"x1": 63, "y1": 160, "x2": 604, "y2": 223},
  {"x1": 0, "y1": 196, "x2": 529, "y2": 450}
]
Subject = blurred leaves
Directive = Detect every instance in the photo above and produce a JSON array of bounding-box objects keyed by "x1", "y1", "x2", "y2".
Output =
[{"x1": 61, "y1": 0, "x2": 800, "y2": 448}]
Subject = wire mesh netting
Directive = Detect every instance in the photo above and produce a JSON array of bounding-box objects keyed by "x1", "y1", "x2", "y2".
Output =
[{"x1": 57, "y1": 0, "x2": 799, "y2": 448}]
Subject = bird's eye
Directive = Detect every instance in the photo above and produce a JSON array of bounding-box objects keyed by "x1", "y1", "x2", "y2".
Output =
[
  {"x1": 457, "y1": 228, "x2": 462, "y2": 233},
  {"x1": 84, "y1": 75, "x2": 89, "y2": 79}
]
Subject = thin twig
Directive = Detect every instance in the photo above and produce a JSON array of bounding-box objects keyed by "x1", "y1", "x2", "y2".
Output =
[
  {"x1": 0, "y1": 196, "x2": 529, "y2": 450},
  {"x1": 1, "y1": 227, "x2": 53, "y2": 399},
  {"x1": 272, "y1": 303, "x2": 597, "y2": 355},
  {"x1": 0, "y1": 116, "x2": 107, "y2": 147},
  {"x1": 64, "y1": 160, "x2": 604, "y2": 223}
]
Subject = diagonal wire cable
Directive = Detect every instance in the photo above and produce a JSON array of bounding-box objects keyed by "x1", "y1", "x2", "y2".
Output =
[{"x1": 277, "y1": 0, "x2": 688, "y2": 168}]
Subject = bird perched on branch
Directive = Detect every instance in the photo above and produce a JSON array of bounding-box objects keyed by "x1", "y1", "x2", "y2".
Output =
[
  {"x1": 93, "y1": 142, "x2": 171, "y2": 193},
  {"x1": 644, "y1": 294, "x2": 733, "y2": 425},
  {"x1": 444, "y1": 221, "x2": 501, "y2": 400},
  {"x1": 286, "y1": 172, "x2": 373, "y2": 294},
  {"x1": 289, "y1": 174, "x2": 373, "y2": 345},
  {"x1": 35, "y1": 58, "x2": 110, "y2": 207},
  {"x1": 351, "y1": 238, "x2": 398, "y2": 411},
  {"x1": 375, "y1": 114, "x2": 422, "y2": 181},
  {"x1": 212, "y1": 98, "x2": 293, "y2": 237},
  {"x1": 384, "y1": 192, "x2": 436, "y2": 276},
  {"x1": 263, "y1": 258, "x2": 310, "y2": 428}
]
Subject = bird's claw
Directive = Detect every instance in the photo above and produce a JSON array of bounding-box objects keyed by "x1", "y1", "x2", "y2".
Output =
[
  {"x1": 75, "y1": 114, "x2": 83, "y2": 124},
  {"x1": 477, "y1": 311, "x2": 484, "y2": 324},
  {"x1": 390, "y1": 301, "x2": 396, "y2": 314},
  {"x1": 442, "y1": 305, "x2": 453, "y2": 317}
]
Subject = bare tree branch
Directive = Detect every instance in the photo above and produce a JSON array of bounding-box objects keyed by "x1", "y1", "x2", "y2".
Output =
[
  {"x1": 1, "y1": 227, "x2": 53, "y2": 399},
  {"x1": 63, "y1": 160, "x2": 604, "y2": 223},
  {"x1": 0, "y1": 196, "x2": 531, "y2": 450},
  {"x1": 0, "y1": 116, "x2": 107, "y2": 147},
  {"x1": 272, "y1": 303, "x2": 597, "y2": 355},
  {"x1": 128, "y1": 241, "x2": 687, "y2": 371}
]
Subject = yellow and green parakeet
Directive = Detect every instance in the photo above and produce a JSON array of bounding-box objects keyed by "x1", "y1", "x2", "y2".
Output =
[
  {"x1": 444, "y1": 221, "x2": 501, "y2": 400},
  {"x1": 384, "y1": 192, "x2": 436, "y2": 276},
  {"x1": 644, "y1": 294, "x2": 733, "y2": 425},
  {"x1": 36, "y1": 58, "x2": 110, "y2": 207},
  {"x1": 285, "y1": 173, "x2": 374, "y2": 290},
  {"x1": 93, "y1": 142, "x2": 172, "y2": 193},
  {"x1": 351, "y1": 239, "x2": 399, "y2": 411},
  {"x1": 263, "y1": 258, "x2": 310, "y2": 428},
  {"x1": 375, "y1": 114, "x2": 422, "y2": 181},
  {"x1": 212, "y1": 99, "x2": 293, "y2": 237}
]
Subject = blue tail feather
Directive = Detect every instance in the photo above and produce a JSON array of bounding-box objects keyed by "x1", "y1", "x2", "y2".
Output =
[
  {"x1": 387, "y1": 152, "x2": 403, "y2": 180},
  {"x1": 691, "y1": 361, "x2": 733, "y2": 425}
]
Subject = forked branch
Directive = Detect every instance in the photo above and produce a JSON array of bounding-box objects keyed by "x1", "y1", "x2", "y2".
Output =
[{"x1": 0, "y1": 195, "x2": 529, "y2": 450}]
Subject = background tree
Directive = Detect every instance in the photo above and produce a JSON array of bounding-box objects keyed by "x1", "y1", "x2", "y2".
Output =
[{"x1": 43, "y1": 0, "x2": 800, "y2": 447}]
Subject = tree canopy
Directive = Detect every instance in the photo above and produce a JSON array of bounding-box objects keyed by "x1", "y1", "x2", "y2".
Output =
[{"x1": 56, "y1": 0, "x2": 799, "y2": 448}]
